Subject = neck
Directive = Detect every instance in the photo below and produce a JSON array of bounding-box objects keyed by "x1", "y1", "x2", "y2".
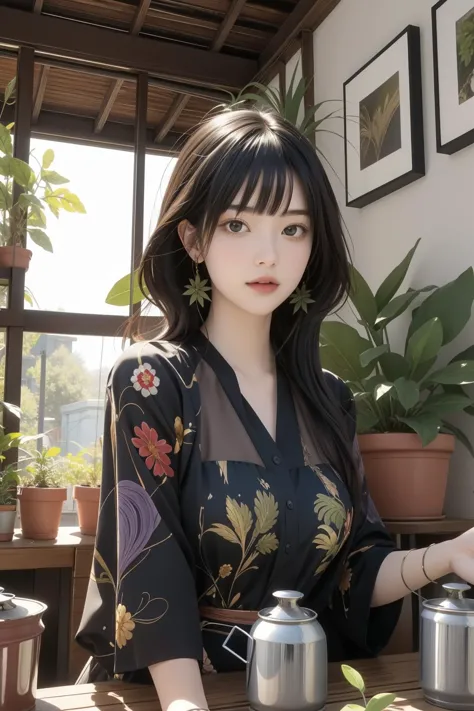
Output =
[{"x1": 203, "y1": 293, "x2": 274, "y2": 377}]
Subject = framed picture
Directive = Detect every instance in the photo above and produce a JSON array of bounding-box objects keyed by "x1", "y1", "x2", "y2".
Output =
[
  {"x1": 343, "y1": 26, "x2": 425, "y2": 209},
  {"x1": 433, "y1": 0, "x2": 474, "y2": 154}
]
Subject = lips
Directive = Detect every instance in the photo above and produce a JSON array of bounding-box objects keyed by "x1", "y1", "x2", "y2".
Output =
[{"x1": 246, "y1": 278, "x2": 279, "y2": 294}]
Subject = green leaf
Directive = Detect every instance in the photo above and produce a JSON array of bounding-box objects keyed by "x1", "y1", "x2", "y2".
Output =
[
  {"x1": 374, "y1": 383, "x2": 392, "y2": 400},
  {"x1": 374, "y1": 286, "x2": 436, "y2": 330},
  {"x1": 10, "y1": 158, "x2": 34, "y2": 189},
  {"x1": 441, "y1": 421, "x2": 474, "y2": 457},
  {"x1": 1, "y1": 401, "x2": 21, "y2": 419},
  {"x1": 340, "y1": 706, "x2": 365, "y2": 711},
  {"x1": 413, "y1": 356, "x2": 437, "y2": 382},
  {"x1": 375, "y1": 238, "x2": 421, "y2": 311},
  {"x1": 41, "y1": 169, "x2": 70, "y2": 185},
  {"x1": 451, "y1": 346, "x2": 474, "y2": 363},
  {"x1": 379, "y1": 352, "x2": 410, "y2": 381},
  {"x1": 319, "y1": 322, "x2": 373, "y2": 381},
  {"x1": 349, "y1": 265, "x2": 377, "y2": 326},
  {"x1": 430, "y1": 361, "x2": 474, "y2": 385},
  {"x1": 397, "y1": 414, "x2": 441, "y2": 446},
  {"x1": 45, "y1": 446, "x2": 61, "y2": 458},
  {"x1": 355, "y1": 398, "x2": 379, "y2": 433},
  {"x1": 366, "y1": 693, "x2": 397, "y2": 711},
  {"x1": 105, "y1": 270, "x2": 149, "y2": 307},
  {"x1": 47, "y1": 188, "x2": 85, "y2": 214},
  {"x1": 360, "y1": 344, "x2": 388, "y2": 368},
  {"x1": 0, "y1": 182, "x2": 12, "y2": 210},
  {"x1": 393, "y1": 378, "x2": 420, "y2": 410},
  {"x1": 0, "y1": 156, "x2": 12, "y2": 176},
  {"x1": 408, "y1": 268, "x2": 474, "y2": 346},
  {"x1": 424, "y1": 392, "x2": 474, "y2": 416},
  {"x1": 18, "y1": 193, "x2": 42, "y2": 209},
  {"x1": 0, "y1": 124, "x2": 13, "y2": 156},
  {"x1": 27, "y1": 228, "x2": 53, "y2": 252},
  {"x1": 24, "y1": 290, "x2": 34, "y2": 307},
  {"x1": 42, "y1": 149, "x2": 55, "y2": 169},
  {"x1": 406, "y1": 318, "x2": 443, "y2": 374},
  {"x1": 341, "y1": 664, "x2": 365, "y2": 692},
  {"x1": 4, "y1": 77, "x2": 16, "y2": 105}
]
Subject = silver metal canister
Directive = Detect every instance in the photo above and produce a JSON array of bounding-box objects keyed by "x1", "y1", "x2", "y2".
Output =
[
  {"x1": 421, "y1": 582, "x2": 474, "y2": 710},
  {"x1": 223, "y1": 590, "x2": 327, "y2": 711}
]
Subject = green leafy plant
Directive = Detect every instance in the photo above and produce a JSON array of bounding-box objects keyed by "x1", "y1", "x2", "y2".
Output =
[
  {"x1": 22, "y1": 446, "x2": 63, "y2": 488},
  {"x1": 61, "y1": 443, "x2": 102, "y2": 488},
  {"x1": 320, "y1": 239, "x2": 474, "y2": 451},
  {"x1": 0, "y1": 400, "x2": 28, "y2": 505},
  {"x1": 0, "y1": 77, "x2": 86, "y2": 253},
  {"x1": 340, "y1": 664, "x2": 396, "y2": 711}
]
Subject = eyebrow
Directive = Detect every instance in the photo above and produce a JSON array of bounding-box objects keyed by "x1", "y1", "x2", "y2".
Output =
[{"x1": 227, "y1": 205, "x2": 310, "y2": 216}]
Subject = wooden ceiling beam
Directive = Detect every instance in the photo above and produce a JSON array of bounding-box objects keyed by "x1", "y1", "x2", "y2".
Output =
[
  {"x1": 154, "y1": 94, "x2": 190, "y2": 143},
  {"x1": 94, "y1": 0, "x2": 151, "y2": 134},
  {"x1": 211, "y1": 0, "x2": 247, "y2": 52},
  {"x1": 32, "y1": 63, "x2": 50, "y2": 122},
  {"x1": 0, "y1": 6, "x2": 256, "y2": 90},
  {"x1": 257, "y1": 0, "x2": 339, "y2": 77}
]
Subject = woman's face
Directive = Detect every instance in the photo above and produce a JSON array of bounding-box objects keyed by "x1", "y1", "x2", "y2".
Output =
[{"x1": 201, "y1": 176, "x2": 313, "y2": 317}]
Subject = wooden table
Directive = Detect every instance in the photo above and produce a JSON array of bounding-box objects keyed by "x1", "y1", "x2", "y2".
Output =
[
  {"x1": 0, "y1": 526, "x2": 95, "y2": 683},
  {"x1": 36, "y1": 653, "x2": 437, "y2": 711}
]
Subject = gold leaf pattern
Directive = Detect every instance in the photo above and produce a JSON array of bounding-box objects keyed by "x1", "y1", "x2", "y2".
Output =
[
  {"x1": 230, "y1": 592, "x2": 241, "y2": 608},
  {"x1": 115, "y1": 604, "x2": 135, "y2": 649},
  {"x1": 240, "y1": 551, "x2": 259, "y2": 573},
  {"x1": 226, "y1": 497, "x2": 253, "y2": 547},
  {"x1": 217, "y1": 461, "x2": 228, "y2": 484},
  {"x1": 174, "y1": 416, "x2": 192, "y2": 454},
  {"x1": 313, "y1": 524, "x2": 339, "y2": 551},
  {"x1": 219, "y1": 564, "x2": 232, "y2": 578},
  {"x1": 256, "y1": 532, "x2": 279, "y2": 554},
  {"x1": 314, "y1": 494, "x2": 346, "y2": 528},
  {"x1": 208, "y1": 523, "x2": 240, "y2": 545},
  {"x1": 254, "y1": 490, "x2": 278, "y2": 535}
]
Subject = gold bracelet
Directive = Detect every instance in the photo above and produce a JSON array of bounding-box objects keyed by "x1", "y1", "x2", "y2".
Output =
[
  {"x1": 400, "y1": 548, "x2": 416, "y2": 593},
  {"x1": 422, "y1": 543, "x2": 437, "y2": 584}
]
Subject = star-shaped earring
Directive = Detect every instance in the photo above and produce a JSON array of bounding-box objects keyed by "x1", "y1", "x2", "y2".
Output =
[
  {"x1": 289, "y1": 283, "x2": 315, "y2": 314},
  {"x1": 182, "y1": 266, "x2": 212, "y2": 307}
]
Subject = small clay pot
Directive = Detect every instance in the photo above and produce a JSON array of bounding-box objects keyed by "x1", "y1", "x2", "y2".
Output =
[
  {"x1": 17, "y1": 487, "x2": 67, "y2": 540},
  {"x1": 0, "y1": 246, "x2": 32, "y2": 270},
  {"x1": 0, "y1": 504, "x2": 17, "y2": 542},
  {"x1": 73, "y1": 485, "x2": 100, "y2": 536}
]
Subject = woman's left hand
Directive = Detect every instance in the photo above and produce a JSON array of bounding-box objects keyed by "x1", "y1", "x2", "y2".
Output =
[{"x1": 446, "y1": 528, "x2": 474, "y2": 584}]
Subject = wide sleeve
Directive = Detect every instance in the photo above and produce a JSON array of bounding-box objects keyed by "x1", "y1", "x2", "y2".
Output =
[
  {"x1": 75, "y1": 346, "x2": 203, "y2": 675},
  {"x1": 329, "y1": 381, "x2": 403, "y2": 657}
]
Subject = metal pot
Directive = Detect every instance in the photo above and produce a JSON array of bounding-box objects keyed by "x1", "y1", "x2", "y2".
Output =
[
  {"x1": 223, "y1": 590, "x2": 327, "y2": 711},
  {"x1": 421, "y1": 581, "x2": 474, "y2": 710},
  {"x1": 0, "y1": 586, "x2": 47, "y2": 711}
]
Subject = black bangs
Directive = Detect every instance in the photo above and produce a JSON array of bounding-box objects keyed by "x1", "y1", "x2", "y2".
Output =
[{"x1": 196, "y1": 129, "x2": 314, "y2": 242}]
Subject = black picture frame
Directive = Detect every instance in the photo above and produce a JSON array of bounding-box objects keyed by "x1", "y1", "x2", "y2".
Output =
[
  {"x1": 433, "y1": 0, "x2": 474, "y2": 155},
  {"x1": 343, "y1": 25, "x2": 425, "y2": 209}
]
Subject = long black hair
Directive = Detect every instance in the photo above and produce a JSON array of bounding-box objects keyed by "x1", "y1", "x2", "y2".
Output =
[{"x1": 133, "y1": 108, "x2": 361, "y2": 515}]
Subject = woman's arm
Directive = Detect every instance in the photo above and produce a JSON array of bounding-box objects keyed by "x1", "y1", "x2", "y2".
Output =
[
  {"x1": 149, "y1": 659, "x2": 209, "y2": 711},
  {"x1": 371, "y1": 541, "x2": 454, "y2": 607}
]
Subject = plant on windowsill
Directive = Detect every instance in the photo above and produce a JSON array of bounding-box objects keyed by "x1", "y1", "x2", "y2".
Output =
[
  {"x1": 61, "y1": 442, "x2": 102, "y2": 536},
  {"x1": 0, "y1": 77, "x2": 86, "y2": 271},
  {"x1": 320, "y1": 239, "x2": 474, "y2": 520},
  {"x1": 0, "y1": 401, "x2": 24, "y2": 542},
  {"x1": 17, "y1": 445, "x2": 67, "y2": 540}
]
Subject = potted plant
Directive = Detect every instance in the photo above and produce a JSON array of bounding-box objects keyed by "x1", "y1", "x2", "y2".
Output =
[
  {"x1": 17, "y1": 446, "x2": 66, "y2": 540},
  {"x1": 320, "y1": 239, "x2": 474, "y2": 520},
  {"x1": 0, "y1": 77, "x2": 85, "y2": 270},
  {"x1": 62, "y1": 444, "x2": 102, "y2": 536},
  {"x1": 0, "y1": 424, "x2": 23, "y2": 542}
]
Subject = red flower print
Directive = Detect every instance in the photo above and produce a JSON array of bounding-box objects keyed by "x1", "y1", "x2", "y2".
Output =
[
  {"x1": 131, "y1": 363, "x2": 160, "y2": 398},
  {"x1": 131, "y1": 422, "x2": 174, "y2": 478}
]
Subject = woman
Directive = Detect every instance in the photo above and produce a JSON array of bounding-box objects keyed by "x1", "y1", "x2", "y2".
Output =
[{"x1": 76, "y1": 108, "x2": 474, "y2": 711}]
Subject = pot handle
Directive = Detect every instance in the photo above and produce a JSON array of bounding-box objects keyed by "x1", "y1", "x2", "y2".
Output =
[{"x1": 222, "y1": 626, "x2": 251, "y2": 665}]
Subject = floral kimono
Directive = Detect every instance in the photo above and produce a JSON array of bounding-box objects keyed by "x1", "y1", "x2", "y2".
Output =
[{"x1": 75, "y1": 332, "x2": 402, "y2": 682}]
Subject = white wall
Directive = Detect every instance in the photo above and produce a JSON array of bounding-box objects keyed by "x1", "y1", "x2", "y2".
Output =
[{"x1": 313, "y1": 0, "x2": 474, "y2": 516}]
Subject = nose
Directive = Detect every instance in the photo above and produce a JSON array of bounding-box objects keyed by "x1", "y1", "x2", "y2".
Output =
[{"x1": 255, "y1": 233, "x2": 277, "y2": 267}]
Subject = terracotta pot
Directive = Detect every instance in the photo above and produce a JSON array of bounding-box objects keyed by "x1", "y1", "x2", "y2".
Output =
[
  {"x1": 359, "y1": 433, "x2": 455, "y2": 520},
  {"x1": 17, "y1": 487, "x2": 67, "y2": 540},
  {"x1": 73, "y1": 485, "x2": 100, "y2": 536},
  {"x1": 0, "y1": 246, "x2": 32, "y2": 270},
  {"x1": 0, "y1": 504, "x2": 17, "y2": 542}
]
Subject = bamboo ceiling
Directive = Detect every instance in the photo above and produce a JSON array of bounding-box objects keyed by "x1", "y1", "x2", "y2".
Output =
[{"x1": 0, "y1": 0, "x2": 341, "y2": 153}]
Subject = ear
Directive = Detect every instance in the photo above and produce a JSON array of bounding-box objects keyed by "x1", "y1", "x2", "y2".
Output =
[{"x1": 177, "y1": 220, "x2": 203, "y2": 263}]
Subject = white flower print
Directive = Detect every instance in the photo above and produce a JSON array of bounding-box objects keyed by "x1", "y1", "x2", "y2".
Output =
[{"x1": 131, "y1": 363, "x2": 160, "y2": 398}]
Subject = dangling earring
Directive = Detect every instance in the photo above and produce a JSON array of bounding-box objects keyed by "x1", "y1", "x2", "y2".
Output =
[
  {"x1": 182, "y1": 261, "x2": 212, "y2": 307},
  {"x1": 289, "y1": 282, "x2": 315, "y2": 314}
]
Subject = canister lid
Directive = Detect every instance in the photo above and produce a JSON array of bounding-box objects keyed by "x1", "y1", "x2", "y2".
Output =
[
  {"x1": 423, "y1": 582, "x2": 474, "y2": 613},
  {"x1": 0, "y1": 587, "x2": 47, "y2": 622},
  {"x1": 259, "y1": 590, "x2": 317, "y2": 623}
]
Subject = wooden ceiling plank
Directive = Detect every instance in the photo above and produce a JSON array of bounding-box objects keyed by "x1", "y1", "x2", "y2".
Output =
[
  {"x1": 32, "y1": 63, "x2": 50, "y2": 122},
  {"x1": 257, "y1": 0, "x2": 337, "y2": 76},
  {"x1": 154, "y1": 93, "x2": 190, "y2": 142},
  {"x1": 211, "y1": 0, "x2": 248, "y2": 52},
  {"x1": 0, "y1": 6, "x2": 256, "y2": 90},
  {"x1": 131, "y1": 0, "x2": 152, "y2": 36},
  {"x1": 94, "y1": 1, "x2": 151, "y2": 134},
  {"x1": 94, "y1": 79, "x2": 124, "y2": 133}
]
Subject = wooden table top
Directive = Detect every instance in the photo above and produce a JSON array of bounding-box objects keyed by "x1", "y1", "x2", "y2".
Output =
[{"x1": 36, "y1": 653, "x2": 435, "y2": 711}]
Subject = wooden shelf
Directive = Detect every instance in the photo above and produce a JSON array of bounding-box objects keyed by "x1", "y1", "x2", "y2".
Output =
[{"x1": 384, "y1": 518, "x2": 474, "y2": 536}]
